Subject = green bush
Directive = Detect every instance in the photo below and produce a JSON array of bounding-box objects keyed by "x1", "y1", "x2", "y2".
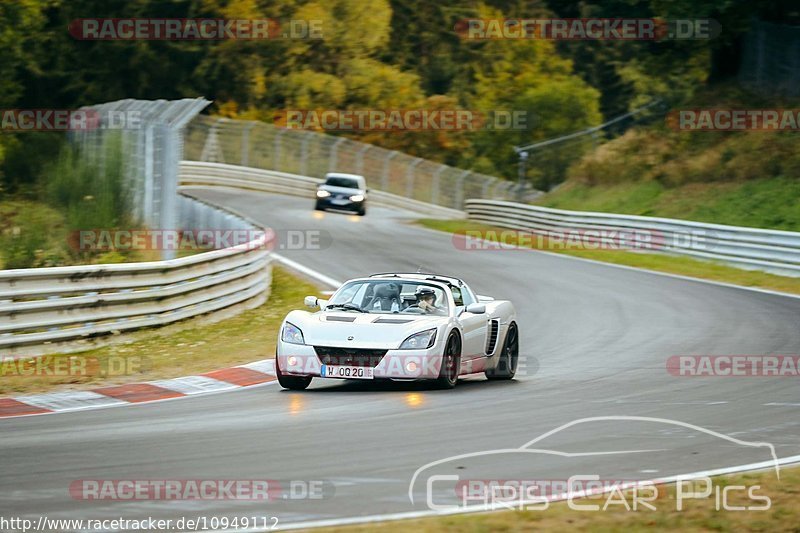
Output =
[
  {"x1": 0, "y1": 201, "x2": 69, "y2": 269},
  {"x1": 0, "y1": 135, "x2": 137, "y2": 269},
  {"x1": 46, "y1": 133, "x2": 133, "y2": 233}
]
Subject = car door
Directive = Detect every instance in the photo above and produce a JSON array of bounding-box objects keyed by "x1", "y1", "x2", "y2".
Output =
[{"x1": 453, "y1": 286, "x2": 487, "y2": 360}]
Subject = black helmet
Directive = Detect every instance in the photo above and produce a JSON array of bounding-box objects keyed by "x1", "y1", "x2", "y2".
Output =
[{"x1": 415, "y1": 286, "x2": 437, "y2": 305}]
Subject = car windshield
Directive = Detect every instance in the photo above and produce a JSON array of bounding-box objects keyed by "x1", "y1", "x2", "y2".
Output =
[
  {"x1": 327, "y1": 280, "x2": 448, "y2": 315},
  {"x1": 325, "y1": 177, "x2": 360, "y2": 189}
]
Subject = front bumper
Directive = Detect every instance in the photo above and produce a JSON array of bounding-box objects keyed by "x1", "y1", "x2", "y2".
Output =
[
  {"x1": 316, "y1": 197, "x2": 364, "y2": 210},
  {"x1": 277, "y1": 342, "x2": 445, "y2": 380}
]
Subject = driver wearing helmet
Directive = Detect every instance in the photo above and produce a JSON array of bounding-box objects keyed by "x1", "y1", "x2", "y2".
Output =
[{"x1": 415, "y1": 286, "x2": 440, "y2": 314}]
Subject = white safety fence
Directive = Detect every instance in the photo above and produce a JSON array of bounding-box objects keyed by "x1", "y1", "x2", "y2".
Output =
[
  {"x1": 465, "y1": 199, "x2": 800, "y2": 277},
  {"x1": 178, "y1": 161, "x2": 466, "y2": 219},
  {"x1": 1, "y1": 198, "x2": 272, "y2": 357}
]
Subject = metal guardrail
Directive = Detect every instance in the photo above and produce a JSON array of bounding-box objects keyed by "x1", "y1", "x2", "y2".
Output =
[
  {"x1": 1, "y1": 198, "x2": 272, "y2": 357},
  {"x1": 465, "y1": 199, "x2": 800, "y2": 277},
  {"x1": 178, "y1": 161, "x2": 466, "y2": 219}
]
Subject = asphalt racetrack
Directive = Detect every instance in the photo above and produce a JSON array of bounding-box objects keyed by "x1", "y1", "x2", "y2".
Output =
[{"x1": 2, "y1": 189, "x2": 800, "y2": 528}]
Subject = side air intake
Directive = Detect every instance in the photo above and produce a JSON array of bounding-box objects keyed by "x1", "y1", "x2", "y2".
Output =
[{"x1": 485, "y1": 320, "x2": 499, "y2": 355}]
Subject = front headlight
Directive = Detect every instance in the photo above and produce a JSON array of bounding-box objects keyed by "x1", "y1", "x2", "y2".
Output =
[
  {"x1": 316, "y1": 190, "x2": 331, "y2": 198},
  {"x1": 349, "y1": 194, "x2": 365, "y2": 202},
  {"x1": 282, "y1": 322, "x2": 305, "y2": 344},
  {"x1": 399, "y1": 328, "x2": 437, "y2": 350}
]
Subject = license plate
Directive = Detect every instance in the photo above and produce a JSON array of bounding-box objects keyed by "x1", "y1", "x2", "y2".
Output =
[
  {"x1": 321, "y1": 365, "x2": 374, "y2": 379},
  {"x1": 331, "y1": 198, "x2": 349, "y2": 205}
]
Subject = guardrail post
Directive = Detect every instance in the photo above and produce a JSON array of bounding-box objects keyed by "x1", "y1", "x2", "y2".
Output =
[
  {"x1": 517, "y1": 150, "x2": 528, "y2": 202},
  {"x1": 161, "y1": 128, "x2": 179, "y2": 260},
  {"x1": 382, "y1": 151, "x2": 398, "y2": 191},
  {"x1": 241, "y1": 122, "x2": 255, "y2": 167},
  {"x1": 329, "y1": 137, "x2": 346, "y2": 172},
  {"x1": 455, "y1": 170, "x2": 470, "y2": 210},
  {"x1": 406, "y1": 158, "x2": 423, "y2": 199},
  {"x1": 143, "y1": 124, "x2": 155, "y2": 225},
  {"x1": 431, "y1": 166, "x2": 444, "y2": 205},
  {"x1": 200, "y1": 119, "x2": 225, "y2": 163},
  {"x1": 300, "y1": 132, "x2": 312, "y2": 176},
  {"x1": 482, "y1": 177, "x2": 497, "y2": 199},
  {"x1": 273, "y1": 128, "x2": 285, "y2": 171},
  {"x1": 356, "y1": 144, "x2": 370, "y2": 176}
]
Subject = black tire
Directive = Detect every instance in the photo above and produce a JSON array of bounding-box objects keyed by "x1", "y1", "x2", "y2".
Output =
[
  {"x1": 315, "y1": 201, "x2": 325, "y2": 211},
  {"x1": 276, "y1": 356, "x2": 312, "y2": 390},
  {"x1": 357, "y1": 206, "x2": 366, "y2": 216},
  {"x1": 435, "y1": 332, "x2": 461, "y2": 389},
  {"x1": 485, "y1": 323, "x2": 518, "y2": 380}
]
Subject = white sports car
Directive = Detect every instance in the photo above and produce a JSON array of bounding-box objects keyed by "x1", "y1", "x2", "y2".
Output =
[{"x1": 275, "y1": 273, "x2": 518, "y2": 390}]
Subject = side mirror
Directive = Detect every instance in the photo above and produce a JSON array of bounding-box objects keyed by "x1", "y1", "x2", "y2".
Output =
[
  {"x1": 466, "y1": 303, "x2": 486, "y2": 314},
  {"x1": 304, "y1": 296, "x2": 318, "y2": 308}
]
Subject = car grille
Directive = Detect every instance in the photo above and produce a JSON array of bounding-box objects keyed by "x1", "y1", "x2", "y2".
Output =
[{"x1": 314, "y1": 346, "x2": 388, "y2": 367}]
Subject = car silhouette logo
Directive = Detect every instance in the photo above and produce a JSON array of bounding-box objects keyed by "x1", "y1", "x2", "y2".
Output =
[{"x1": 347, "y1": 336, "x2": 354, "y2": 341}]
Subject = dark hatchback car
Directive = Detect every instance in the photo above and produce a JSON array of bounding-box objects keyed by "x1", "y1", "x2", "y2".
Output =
[{"x1": 315, "y1": 173, "x2": 368, "y2": 216}]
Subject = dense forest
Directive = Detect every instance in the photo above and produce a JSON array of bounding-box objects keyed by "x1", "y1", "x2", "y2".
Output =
[{"x1": 0, "y1": 0, "x2": 796, "y2": 195}]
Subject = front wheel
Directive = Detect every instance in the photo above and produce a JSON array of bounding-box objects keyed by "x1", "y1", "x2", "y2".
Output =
[
  {"x1": 276, "y1": 356, "x2": 312, "y2": 390},
  {"x1": 485, "y1": 323, "x2": 518, "y2": 380},
  {"x1": 314, "y1": 201, "x2": 325, "y2": 211},
  {"x1": 435, "y1": 333, "x2": 461, "y2": 389}
]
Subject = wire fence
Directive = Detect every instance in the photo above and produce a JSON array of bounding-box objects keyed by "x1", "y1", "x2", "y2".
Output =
[
  {"x1": 73, "y1": 99, "x2": 210, "y2": 231},
  {"x1": 184, "y1": 116, "x2": 537, "y2": 210},
  {"x1": 70, "y1": 98, "x2": 264, "y2": 260},
  {"x1": 739, "y1": 19, "x2": 800, "y2": 97},
  {"x1": 515, "y1": 100, "x2": 664, "y2": 191}
]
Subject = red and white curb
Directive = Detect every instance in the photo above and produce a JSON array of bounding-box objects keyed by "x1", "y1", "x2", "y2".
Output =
[{"x1": 0, "y1": 359, "x2": 276, "y2": 419}]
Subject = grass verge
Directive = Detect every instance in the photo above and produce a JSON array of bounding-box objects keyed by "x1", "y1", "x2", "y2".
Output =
[
  {"x1": 0, "y1": 267, "x2": 321, "y2": 395},
  {"x1": 537, "y1": 178, "x2": 800, "y2": 232},
  {"x1": 324, "y1": 467, "x2": 795, "y2": 532},
  {"x1": 417, "y1": 219, "x2": 800, "y2": 295}
]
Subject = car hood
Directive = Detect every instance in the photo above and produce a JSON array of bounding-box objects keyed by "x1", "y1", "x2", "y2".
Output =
[{"x1": 285, "y1": 310, "x2": 447, "y2": 349}]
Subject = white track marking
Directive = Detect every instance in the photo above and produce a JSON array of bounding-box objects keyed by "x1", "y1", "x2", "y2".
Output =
[
  {"x1": 271, "y1": 253, "x2": 342, "y2": 288},
  {"x1": 238, "y1": 358, "x2": 275, "y2": 375},
  {"x1": 14, "y1": 390, "x2": 125, "y2": 411},
  {"x1": 149, "y1": 375, "x2": 237, "y2": 395},
  {"x1": 250, "y1": 454, "x2": 800, "y2": 531},
  {"x1": 1, "y1": 380, "x2": 279, "y2": 420}
]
